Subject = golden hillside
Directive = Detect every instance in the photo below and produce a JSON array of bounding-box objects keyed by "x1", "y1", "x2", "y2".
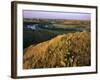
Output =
[
  {"x1": 62, "y1": 20, "x2": 90, "y2": 28},
  {"x1": 23, "y1": 32, "x2": 90, "y2": 69}
]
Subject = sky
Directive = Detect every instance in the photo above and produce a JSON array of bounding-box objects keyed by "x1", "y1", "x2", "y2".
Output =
[{"x1": 23, "y1": 10, "x2": 91, "y2": 20}]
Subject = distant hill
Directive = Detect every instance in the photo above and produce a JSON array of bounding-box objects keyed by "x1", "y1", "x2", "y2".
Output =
[
  {"x1": 24, "y1": 18, "x2": 90, "y2": 28},
  {"x1": 23, "y1": 32, "x2": 90, "y2": 69}
]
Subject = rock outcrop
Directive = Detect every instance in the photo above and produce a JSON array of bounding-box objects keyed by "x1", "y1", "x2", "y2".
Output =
[{"x1": 23, "y1": 32, "x2": 90, "y2": 69}]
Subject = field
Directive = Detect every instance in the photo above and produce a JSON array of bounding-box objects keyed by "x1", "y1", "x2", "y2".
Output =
[{"x1": 23, "y1": 18, "x2": 91, "y2": 69}]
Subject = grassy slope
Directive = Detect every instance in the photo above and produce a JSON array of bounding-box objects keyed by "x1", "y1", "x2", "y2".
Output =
[{"x1": 23, "y1": 32, "x2": 90, "y2": 69}]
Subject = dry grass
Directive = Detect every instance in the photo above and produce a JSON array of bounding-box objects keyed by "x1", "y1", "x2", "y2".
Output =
[{"x1": 23, "y1": 32, "x2": 90, "y2": 69}]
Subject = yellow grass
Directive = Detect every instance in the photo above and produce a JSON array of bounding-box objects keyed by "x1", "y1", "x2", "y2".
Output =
[{"x1": 23, "y1": 32, "x2": 90, "y2": 69}]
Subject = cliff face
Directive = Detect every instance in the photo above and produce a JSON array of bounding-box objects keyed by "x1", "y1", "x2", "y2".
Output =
[{"x1": 23, "y1": 32, "x2": 90, "y2": 69}]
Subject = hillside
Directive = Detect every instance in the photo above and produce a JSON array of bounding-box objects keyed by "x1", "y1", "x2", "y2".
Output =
[
  {"x1": 23, "y1": 32, "x2": 90, "y2": 69},
  {"x1": 24, "y1": 18, "x2": 90, "y2": 28}
]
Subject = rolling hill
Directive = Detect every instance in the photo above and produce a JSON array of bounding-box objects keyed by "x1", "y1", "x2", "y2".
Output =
[{"x1": 23, "y1": 32, "x2": 90, "y2": 69}]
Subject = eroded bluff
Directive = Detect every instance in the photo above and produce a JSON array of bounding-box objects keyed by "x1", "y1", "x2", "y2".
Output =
[{"x1": 23, "y1": 32, "x2": 90, "y2": 69}]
